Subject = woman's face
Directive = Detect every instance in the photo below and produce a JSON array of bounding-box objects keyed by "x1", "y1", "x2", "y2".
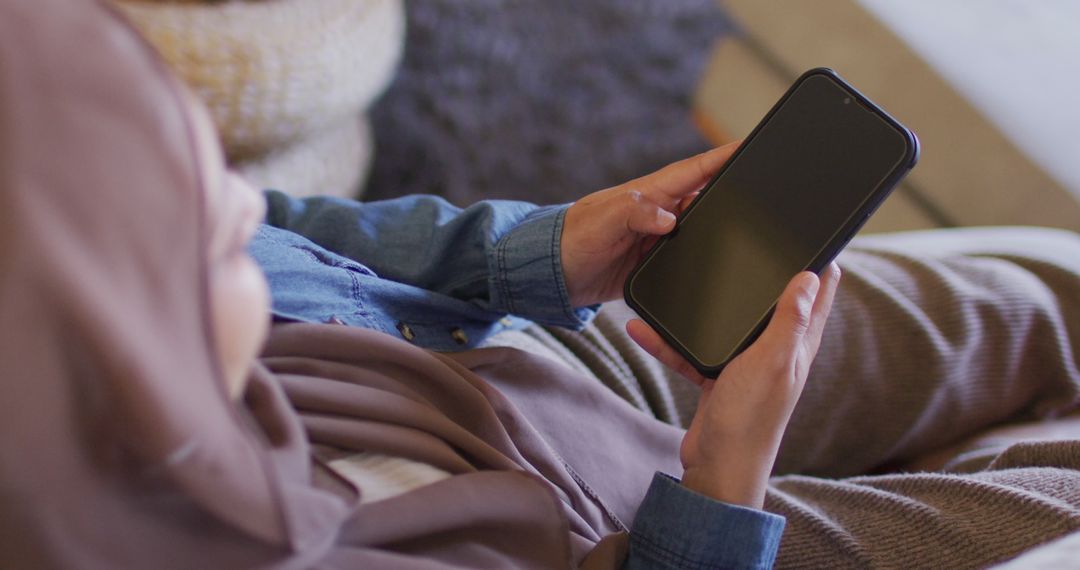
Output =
[{"x1": 186, "y1": 90, "x2": 270, "y2": 399}]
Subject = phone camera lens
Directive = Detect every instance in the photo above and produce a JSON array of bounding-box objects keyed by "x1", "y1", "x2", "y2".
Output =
[{"x1": 843, "y1": 97, "x2": 852, "y2": 105}]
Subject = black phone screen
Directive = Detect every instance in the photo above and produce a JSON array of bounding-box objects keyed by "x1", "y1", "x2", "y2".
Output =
[{"x1": 627, "y1": 72, "x2": 913, "y2": 370}]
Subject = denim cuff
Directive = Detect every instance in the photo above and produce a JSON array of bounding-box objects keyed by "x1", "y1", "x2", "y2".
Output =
[
  {"x1": 492, "y1": 204, "x2": 598, "y2": 329},
  {"x1": 627, "y1": 472, "x2": 786, "y2": 570}
]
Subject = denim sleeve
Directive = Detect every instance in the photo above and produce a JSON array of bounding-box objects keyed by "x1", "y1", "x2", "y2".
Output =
[
  {"x1": 261, "y1": 191, "x2": 595, "y2": 329},
  {"x1": 624, "y1": 473, "x2": 786, "y2": 570}
]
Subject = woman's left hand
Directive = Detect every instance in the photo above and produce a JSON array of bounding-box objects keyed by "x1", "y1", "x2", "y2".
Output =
[
  {"x1": 626, "y1": 264, "x2": 841, "y2": 509},
  {"x1": 560, "y1": 143, "x2": 738, "y2": 307}
]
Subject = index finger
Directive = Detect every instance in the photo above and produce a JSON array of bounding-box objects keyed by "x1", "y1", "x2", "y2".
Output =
[{"x1": 638, "y1": 142, "x2": 740, "y2": 201}]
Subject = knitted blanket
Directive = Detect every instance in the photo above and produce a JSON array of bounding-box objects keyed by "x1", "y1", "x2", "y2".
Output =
[{"x1": 487, "y1": 227, "x2": 1080, "y2": 569}]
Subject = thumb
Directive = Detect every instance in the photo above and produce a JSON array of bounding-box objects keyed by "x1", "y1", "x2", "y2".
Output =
[
  {"x1": 623, "y1": 191, "x2": 677, "y2": 235},
  {"x1": 758, "y1": 272, "x2": 820, "y2": 354}
]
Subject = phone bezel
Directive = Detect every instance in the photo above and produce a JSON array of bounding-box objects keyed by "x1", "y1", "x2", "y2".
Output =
[{"x1": 624, "y1": 67, "x2": 920, "y2": 378}]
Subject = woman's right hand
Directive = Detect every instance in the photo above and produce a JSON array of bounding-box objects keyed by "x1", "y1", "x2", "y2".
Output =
[{"x1": 627, "y1": 263, "x2": 841, "y2": 509}]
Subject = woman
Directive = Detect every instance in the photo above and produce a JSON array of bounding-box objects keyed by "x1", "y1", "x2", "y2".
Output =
[
  {"x1": 3, "y1": 1, "x2": 1080, "y2": 568},
  {"x1": 0, "y1": 1, "x2": 830, "y2": 566}
]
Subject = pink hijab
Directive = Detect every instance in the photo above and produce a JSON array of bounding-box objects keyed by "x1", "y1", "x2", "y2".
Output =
[{"x1": 0, "y1": 1, "x2": 683, "y2": 567}]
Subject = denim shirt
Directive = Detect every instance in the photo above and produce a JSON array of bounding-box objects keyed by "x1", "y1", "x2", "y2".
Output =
[
  {"x1": 252, "y1": 190, "x2": 785, "y2": 569},
  {"x1": 253, "y1": 191, "x2": 596, "y2": 351}
]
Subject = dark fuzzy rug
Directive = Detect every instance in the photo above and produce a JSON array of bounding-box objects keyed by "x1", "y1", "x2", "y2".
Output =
[{"x1": 364, "y1": 0, "x2": 733, "y2": 206}]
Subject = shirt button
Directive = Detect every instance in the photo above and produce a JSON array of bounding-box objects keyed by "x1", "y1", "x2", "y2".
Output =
[
  {"x1": 396, "y1": 322, "x2": 416, "y2": 342},
  {"x1": 450, "y1": 328, "x2": 468, "y2": 346},
  {"x1": 499, "y1": 317, "x2": 514, "y2": 327}
]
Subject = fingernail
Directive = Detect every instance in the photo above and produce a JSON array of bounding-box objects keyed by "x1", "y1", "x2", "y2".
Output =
[{"x1": 658, "y1": 210, "x2": 676, "y2": 226}]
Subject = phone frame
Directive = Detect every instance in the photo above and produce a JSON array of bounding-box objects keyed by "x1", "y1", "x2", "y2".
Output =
[{"x1": 624, "y1": 67, "x2": 920, "y2": 378}]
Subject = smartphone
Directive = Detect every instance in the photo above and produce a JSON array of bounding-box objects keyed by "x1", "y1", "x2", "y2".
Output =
[{"x1": 624, "y1": 68, "x2": 919, "y2": 377}]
